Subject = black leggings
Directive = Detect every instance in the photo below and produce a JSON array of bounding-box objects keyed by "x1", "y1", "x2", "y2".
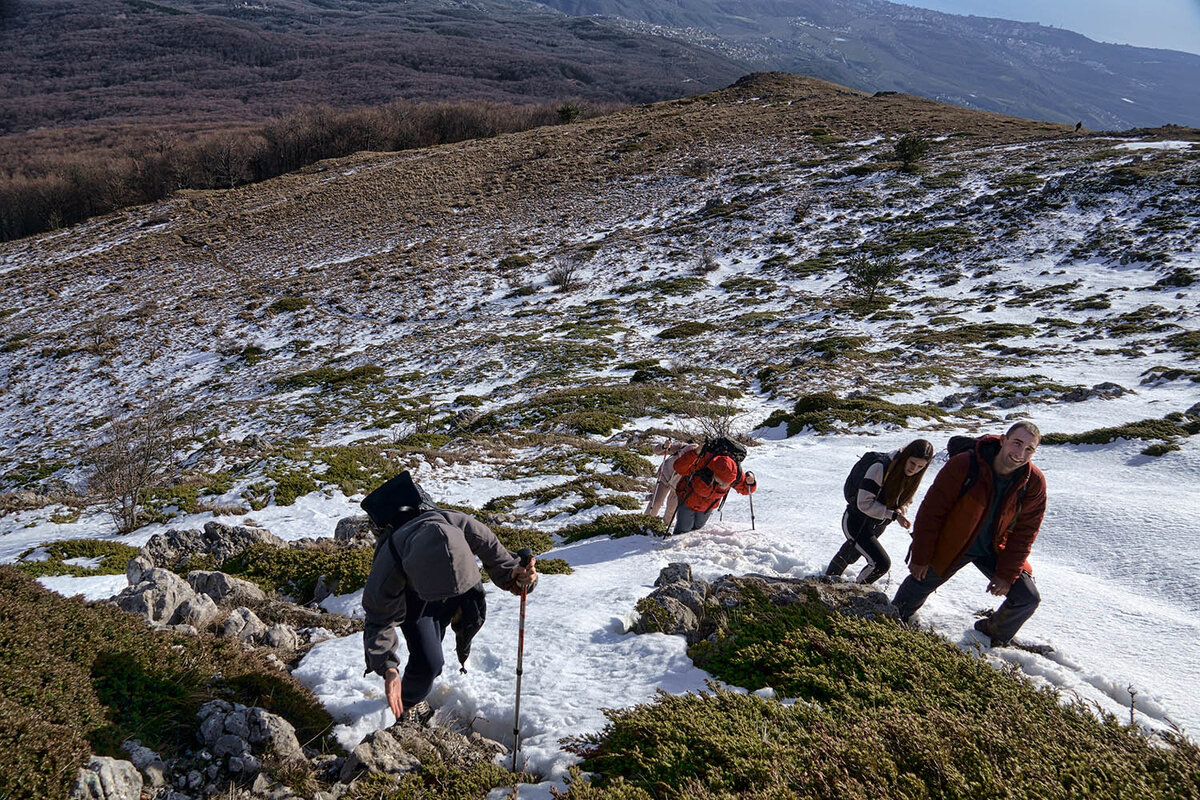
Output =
[{"x1": 825, "y1": 508, "x2": 891, "y2": 584}]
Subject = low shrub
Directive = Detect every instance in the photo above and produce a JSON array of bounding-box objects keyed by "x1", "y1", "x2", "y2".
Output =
[
  {"x1": 219, "y1": 543, "x2": 374, "y2": 602},
  {"x1": 563, "y1": 582, "x2": 1200, "y2": 799},
  {"x1": 0, "y1": 568, "x2": 336, "y2": 800},
  {"x1": 762, "y1": 392, "x2": 945, "y2": 435},
  {"x1": 1041, "y1": 418, "x2": 1193, "y2": 446},
  {"x1": 559, "y1": 514, "x2": 668, "y2": 543},
  {"x1": 14, "y1": 539, "x2": 139, "y2": 579},
  {"x1": 658, "y1": 322, "x2": 709, "y2": 339}
]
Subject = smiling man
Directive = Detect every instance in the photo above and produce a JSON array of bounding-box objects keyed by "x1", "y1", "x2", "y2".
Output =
[{"x1": 893, "y1": 422, "x2": 1048, "y2": 646}]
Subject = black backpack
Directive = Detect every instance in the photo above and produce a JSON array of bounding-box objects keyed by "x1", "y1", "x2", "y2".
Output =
[
  {"x1": 843, "y1": 452, "x2": 891, "y2": 504},
  {"x1": 699, "y1": 436, "x2": 747, "y2": 464}
]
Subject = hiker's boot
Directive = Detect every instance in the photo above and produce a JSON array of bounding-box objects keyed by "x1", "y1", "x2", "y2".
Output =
[
  {"x1": 973, "y1": 617, "x2": 1011, "y2": 647},
  {"x1": 399, "y1": 700, "x2": 434, "y2": 727}
]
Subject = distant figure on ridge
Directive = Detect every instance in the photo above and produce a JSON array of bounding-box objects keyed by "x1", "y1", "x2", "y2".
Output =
[
  {"x1": 826, "y1": 439, "x2": 934, "y2": 584},
  {"x1": 670, "y1": 436, "x2": 757, "y2": 534},
  {"x1": 892, "y1": 422, "x2": 1047, "y2": 646},
  {"x1": 359, "y1": 472, "x2": 538, "y2": 725}
]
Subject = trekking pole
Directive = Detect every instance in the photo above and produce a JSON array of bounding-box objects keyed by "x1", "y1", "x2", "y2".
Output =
[
  {"x1": 511, "y1": 548, "x2": 534, "y2": 773},
  {"x1": 749, "y1": 491, "x2": 756, "y2": 531}
]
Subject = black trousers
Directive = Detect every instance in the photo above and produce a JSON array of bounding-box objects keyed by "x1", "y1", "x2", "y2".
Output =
[
  {"x1": 892, "y1": 551, "x2": 1040, "y2": 643},
  {"x1": 825, "y1": 507, "x2": 891, "y2": 584},
  {"x1": 398, "y1": 587, "x2": 460, "y2": 707}
]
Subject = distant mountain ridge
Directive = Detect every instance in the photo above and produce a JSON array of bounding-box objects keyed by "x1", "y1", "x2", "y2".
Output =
[
  {"x1": 533, "y1": 0, "x2": 1200, "y2": 129},
  {"x1": 3, "y1": 0, "x2": 1198, "y2": 140}
]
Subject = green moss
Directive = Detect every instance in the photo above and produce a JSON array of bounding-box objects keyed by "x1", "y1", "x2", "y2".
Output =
[
  {"x1": 14, "y1": 539, "x2": 139, "y2": 579},
  {"x1": 220, "y1": 543, "x2": 374, "y2": 602},
  {"x1": 498, "y1": 254, "x2": 536, "y2": 271},
  {"x1": 559, "y1": 514, "x2": 669, "y2": 543},
  {"x1": 0, "y1": 568, "x2": 336, "y2": 800},
  {"x1": 564, "y1": 582, "x2": 1200, "y2": 799}
]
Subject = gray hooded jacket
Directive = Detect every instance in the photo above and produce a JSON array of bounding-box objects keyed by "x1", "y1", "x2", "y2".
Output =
[{"x1": 362, "y1": 509, "x2": 527, "y2": 676}]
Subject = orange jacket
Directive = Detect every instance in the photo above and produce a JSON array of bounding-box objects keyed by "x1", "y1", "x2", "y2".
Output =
[
  {"x1": 673, "y1": 449, "x2": 756, "y2": 514},
  {"x1": 911, "y1": 435, "x2": 1046, "y2": 584}
]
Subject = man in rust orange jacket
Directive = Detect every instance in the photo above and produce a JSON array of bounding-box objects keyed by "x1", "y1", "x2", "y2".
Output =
[{"x1": 892, "y1": 422, "x2": 1047, "y2": 646}]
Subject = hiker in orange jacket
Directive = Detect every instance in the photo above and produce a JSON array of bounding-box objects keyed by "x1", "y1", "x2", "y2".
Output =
[
  {"x1": 671, "y1": 449, "x2": 756, "y2": 534},
  {"x1": 892, "y1": 422, "x2": 1047, "y2": 646}
]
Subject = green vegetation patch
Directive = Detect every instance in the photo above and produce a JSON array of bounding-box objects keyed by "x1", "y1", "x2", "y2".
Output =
[
  {"x1": 1102, "y1": 305, "x2": 1180, "y2": 337},
  {"x1": 616, "y1": 277, "x2": 708, "y2": 297},
  {"x1": 0, "y1": 568, "x2": 335, "y2": 800},
  {"x1": 564, "y1": 582, "x2": 1200, "y2": 799},
  {"x1": 658, "y1": 322, "x2": 710, "y2": 339},
  {"x1": 1042, "y1": 417, "x2": 1197, "y2": 446},
  {"x1": 219, "y1": 543, "x2": 374, "y2": 602},
  {"x1": 559, "y1": 514, "x2": 668, "y2": 543},
  {"x1": 484, "y1": 474, "x2": 648, "y2": 520},
  {"x1": 273, "y1": 365, "x2": 385, "y2": 391},
  {"x1": 762, "y1": 391, "x2": 946, "y2": 436},
  {"x1": 901, "y1": 322, "x2": 1036, "y2": 349},
  {"x1": 268, "y1": 296, "x2": 312, "y2": 314},
  {"x1": 344, "y1": 761, "x2": 528, "y2": 800},
  {"x1": 1166, "y1": 330, "x2": 1200, "y2": 359},
  {"x1": 14, "y1": 539, "x2": 139, "y2": 579},
  {"x1": 719, "y1": 277, "x2": 777, "y2": 294},
  {"x1": 470, "y1": 385, "x2": 695, "y2": 439}
]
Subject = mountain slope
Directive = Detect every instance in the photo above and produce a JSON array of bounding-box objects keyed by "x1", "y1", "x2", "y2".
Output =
[{"x1": 534, "y1": 0, "x2": 1200, "y2": 129}]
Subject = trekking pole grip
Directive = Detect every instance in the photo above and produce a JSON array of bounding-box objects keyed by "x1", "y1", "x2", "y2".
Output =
[{"x1": 517, "y1": 547, "x2": 534, "y2": 567}]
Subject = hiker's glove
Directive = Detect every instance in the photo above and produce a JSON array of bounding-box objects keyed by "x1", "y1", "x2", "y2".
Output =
[{"x1": 744, "y1": 472, "x2": 756, "y2": 487}]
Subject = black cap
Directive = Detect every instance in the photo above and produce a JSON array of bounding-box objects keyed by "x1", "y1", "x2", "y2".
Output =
[{"x1": 360, "y1": 471, "x2": 436, "y2": 529}]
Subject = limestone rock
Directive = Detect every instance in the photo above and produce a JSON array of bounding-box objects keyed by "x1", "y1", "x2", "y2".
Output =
[
  {"x1": 141, "y1": 521, "x2": 285, "y2": 571},
  {"x1": 70, "y1": 756, "x2": 143, "y2": 800},
  {"x1": 187, "y1": 570, "x2": 266, "y2": 605},
  {"x1": 222, "y1": 607, "x2": 269, "y2": 643}
]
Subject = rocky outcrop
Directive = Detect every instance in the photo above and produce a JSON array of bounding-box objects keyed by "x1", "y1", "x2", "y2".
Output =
[
  {"x1": 334, "y1": 515, "x2": 375, "y2": 549},
  {"x1": 121, "y1": 740, "x2": 168, "y2": 790},
  {"x1": 141, "y1": 521, "x2": 286, "y2": 571},
  {"x1": 69, "y1": 756, "x2": 142, "y2": 800},
  {"x1": 339, "y1": 722, "x2": 506, "y2": 783},
  {"x1": 634, "y1": 564, "x2": 896, "y2": 644},
  {"x1": 113, "y1": 567, "x2": 220, "y2": 630}
]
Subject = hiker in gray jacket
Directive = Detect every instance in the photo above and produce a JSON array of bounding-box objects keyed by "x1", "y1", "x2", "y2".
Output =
[{"x1": 359, "y1": 472, "x2": 538, "y2": 723}]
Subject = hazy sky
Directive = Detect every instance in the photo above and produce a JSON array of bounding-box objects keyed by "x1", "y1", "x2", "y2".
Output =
[{"x1": 894, "y1": 0, "x2": 1200, "y2": 55}]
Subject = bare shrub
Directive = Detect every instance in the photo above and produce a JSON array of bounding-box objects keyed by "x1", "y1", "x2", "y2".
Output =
[
  {"x1": 88, "y1": 405, "x2": 182, "y2": 533},
  {"x1": 548, "y1": 259, "x2": 583, "y2": 292},
  {"x1": 693, "y1": 244, "x2": 719, "y2": 275}
]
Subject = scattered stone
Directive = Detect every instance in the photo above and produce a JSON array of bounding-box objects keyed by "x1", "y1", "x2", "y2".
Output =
[
  {"x1": 654, "y1": 562, "x2": 692, "y2": 586},
  {"x1": 70, "y1": 756, "x2": 143, "y2": 800},
  {"x1": 334, "y1": 515, "x2": 376, "y2": 549},
  {"x1": 1187, "y1": 401, "x2": 1200, "y2": 417},
  {"x1": 242, "y1": 433, "x2": 273, "y2": 451},
  {"x1": 196, "y1": 701, "x2": 307, "y2": 779},
  {"x1": 339, "y1": 723, "x2": 505, "y2": 784}
]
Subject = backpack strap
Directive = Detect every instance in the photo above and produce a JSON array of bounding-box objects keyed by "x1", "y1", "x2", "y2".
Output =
[{"x1": 958, "y1": 450, "x2": 981, "y2": 500}]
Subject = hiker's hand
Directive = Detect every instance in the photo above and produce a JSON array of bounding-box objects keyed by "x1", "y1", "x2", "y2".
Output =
[
  {"x1": 509, "y1": 559, "x2": 538, "y2": 595},
  {"x1": 384, "y1": 668, "x2": 404, "y2": 719},
  {"x1": 987, "y1": 577, "x2": 1012, "y2": 597},
  {"x1": 744, "y1": 471, "x2": 756, "y2": 487},
  {"x1": 909, "y1": 563, "x2": 929, "y2": 580},
  {"x1": 895, "y1": 511, "x2": 911, "y2": 530}
]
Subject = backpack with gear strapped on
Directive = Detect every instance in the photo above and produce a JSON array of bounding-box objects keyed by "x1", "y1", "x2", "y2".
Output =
[
  {"x1": 843, "y1": 452, "x2": 891, "y2": 505},
  {"x1": 698, "y1": 435, "x2": 747, "y2": 464}
]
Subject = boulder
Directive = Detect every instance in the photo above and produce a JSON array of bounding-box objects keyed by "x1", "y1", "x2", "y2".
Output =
[
  {"x1": 339, "y1": 723, "x2": 505, "y2": 783},
  {"x1": 654, "y1": 562, "x2": 692, "y2": 587},
  {"x1": 70, "y1": 756, "x2": 143, "y2": 800},
  {"x1": 114, "y1": 568, "x2": 215, "y2": 628},
  {"x1": 334, "y1": 515, "x2": 375, "y2": 547},
  {"x1": 187, "y1": 570, "x2": 266, "y2": 605},
  {"x1": 221, "y1": 607, "x2": 269, "y2": 643},
  {"x1": 197, "y1": 701, "x2": 306, "y2": 777},
  {"x1": 263, "y1": 624, "x2": 301, "y2": 651}
]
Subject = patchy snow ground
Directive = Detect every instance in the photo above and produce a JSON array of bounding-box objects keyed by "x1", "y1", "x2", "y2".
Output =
[{"x1": 10, "y1": 410, "x2": 1199, "y2": 794}]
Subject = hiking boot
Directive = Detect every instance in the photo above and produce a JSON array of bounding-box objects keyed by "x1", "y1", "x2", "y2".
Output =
[
  {"x1": 399, "y1": 701, "x2": 434, "y2": 727},
  {"x1": 973, "y1": 617, "x2": 1011, "y2": 647}
]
